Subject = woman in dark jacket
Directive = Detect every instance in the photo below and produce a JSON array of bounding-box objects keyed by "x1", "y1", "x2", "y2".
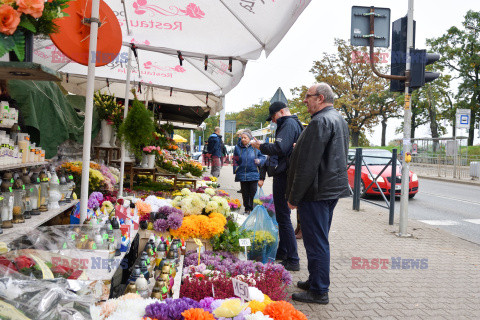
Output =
[{"x1": 233, "y1": 130, "x2": 266, "y2": 214}]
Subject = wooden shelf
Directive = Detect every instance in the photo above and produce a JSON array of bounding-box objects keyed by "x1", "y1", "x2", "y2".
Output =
[
  {"x1": 0, "y1": 62, "x2": 61, "y2": 81},
  {"x1": 0, "y1": 200, "x2": 78, "y2": 244},
  {"x1": 0, "y1": 161, "x2": 48, "y2": 171}
]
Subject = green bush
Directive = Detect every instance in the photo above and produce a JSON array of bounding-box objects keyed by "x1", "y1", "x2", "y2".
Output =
[{"x1": 118, "y1": 98, "x2": 155, "y2": 159}]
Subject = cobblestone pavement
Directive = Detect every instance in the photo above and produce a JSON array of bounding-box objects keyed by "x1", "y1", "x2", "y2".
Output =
[{"x1": 216, "y1": 166, "x2": 480, "y2": 319}]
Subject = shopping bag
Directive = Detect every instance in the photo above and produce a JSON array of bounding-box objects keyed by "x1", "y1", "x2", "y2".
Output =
[
  {"x1": 253, "y1": 187, "x2": 265, "y2": 207},
  {"x1": 240, "y1": 205, "x2": 279, "y2": 263}
]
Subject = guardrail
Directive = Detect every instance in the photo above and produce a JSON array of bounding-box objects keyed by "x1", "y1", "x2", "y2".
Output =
[
  {"x1": 349, "y1": 148, "x2": 398, "y2": 225},
  {"x1": 409, "y1": 154, "x2": 479, "y2": 179}
]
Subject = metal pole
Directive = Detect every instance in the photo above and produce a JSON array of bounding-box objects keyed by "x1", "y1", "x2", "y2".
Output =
[
  {"x1": 453, "y1": 117, "x2": 457, "y2": 179},
  {"x1": 399, "y1": 0, "x2": 414, "y2": 236},
  {"x1": 219, "y1": 97, "x2": 226, "y2": 138},
  {"x1": 79, "y1": 0, "x2": 100, "y2": 223},
  {"x1": 118, "y1": 48, "x2": 133, "y2": 197},
  {"x1": 389, "y1": 149, "x2": 397, "y2": 225},
  {"x1": 353, "y1": 148, "x2": 362, "y2": 211}
]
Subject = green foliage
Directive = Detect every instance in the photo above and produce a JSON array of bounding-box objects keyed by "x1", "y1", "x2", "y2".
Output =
[
  {"x1": 118, "y1": 98, "x2": 155, "y2": 159},
  {"x1": 210, "y1": 219, "x2": 250, "y2": 253},
  {"x1": 427, "y1": 10, "x2": 480, "y2": 145}
]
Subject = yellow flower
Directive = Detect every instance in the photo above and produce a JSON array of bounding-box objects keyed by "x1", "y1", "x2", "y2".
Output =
[{"x1": 213, "y1": 299, "x2": 246, "y2": 318}]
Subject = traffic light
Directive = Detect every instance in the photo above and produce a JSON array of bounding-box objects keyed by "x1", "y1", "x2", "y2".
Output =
[
  {"x1": 390, "y1": 16, "x2": 415, "y2": 92},
  {"x1": 410, "y1": 49, "x2": 441, "y2": 89}
]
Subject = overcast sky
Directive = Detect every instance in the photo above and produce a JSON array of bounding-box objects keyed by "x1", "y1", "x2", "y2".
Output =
[{"x1": 225, "y1": 0, "x2": 479, "y2": 145}]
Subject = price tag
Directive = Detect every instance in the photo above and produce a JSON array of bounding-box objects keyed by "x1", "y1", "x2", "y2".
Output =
[
  {"x1": 63, "y1": 242, "x2": 67, "y2": 249},
  {"x1": 162, "y1": 286, "x2": 168, "y2": 294},
  {"x1": 232, "y1": 278, "x2": 250, "y2": 302},
  {"x1": 103, "y1": 234, "x2": 108, "y2": 240},
  {"x1": 37, "y1": 178, "x2": 40, "y2": 183},
  {"x1": 71, "y1": 234, "x2": 76, "y2": 240},
  {"x1": 92, "y1": 243, "x2": 97, "y2": 250},
  {"x1": 239, "y1": 238, "x2": 251, "y2": 247}
]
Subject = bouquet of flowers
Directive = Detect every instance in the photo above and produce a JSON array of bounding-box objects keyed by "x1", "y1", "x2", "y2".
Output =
[
  {"x1": 0, "y1": 0, "x2": 71, "y2": 61},
  {"x1": 228, "y1": 198, "x2": 241, "y2": 210},
  {"x1": 94, "y1": 92, "x2": 124, "y2": 125},
  {"x1": 143, "y1": 145, "x2": 162, "y2": 154}
]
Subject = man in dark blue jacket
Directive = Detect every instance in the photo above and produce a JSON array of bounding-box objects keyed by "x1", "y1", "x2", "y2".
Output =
[
  {"x1": 251, "y1": 101, "x2": 303, "y2": 271},
  {"x1": 207, "y1": 127, "x2": 222, "y2": 177}
]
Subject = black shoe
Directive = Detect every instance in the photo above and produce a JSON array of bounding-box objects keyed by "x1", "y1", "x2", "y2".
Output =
[
  {"x1": 275, "y1": 253, "x2": 287, "y2": 261},
  {"x1": 292, "y1": 291, "x2": 329, "y2": 304},
  {"x1": 237, "y1": 189, "x2": 242, "y2": 193},
  {"x1": 297, "y1": 280, "x2": 310, "y2": 291},
  {"x1": 280, "y1": 260, "x2": 300, "y2": 271}
]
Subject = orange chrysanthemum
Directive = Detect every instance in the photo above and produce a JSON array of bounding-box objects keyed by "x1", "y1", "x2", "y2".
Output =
[
  {"x1": 181, "y1": 308, "x2": 216, "y2": 320},
  {"x1": 170, "y1": 212, "x2": 226, "y2": 239},
  {"x1": 263, "y1": 301, "x2": 308, "y2": 320}
]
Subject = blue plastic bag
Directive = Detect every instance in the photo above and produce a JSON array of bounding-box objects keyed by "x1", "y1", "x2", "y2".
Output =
[{"x1": 240, "y1": 205, "x2": 279, "y2": 263}]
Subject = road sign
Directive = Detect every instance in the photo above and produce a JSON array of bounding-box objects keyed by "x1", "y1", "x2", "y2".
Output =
[
  {"x1": 225, "y1": 120, "x2": 236, "y2": 133},
  {"x1": 351, "y1": 6, "x2": 391, "y2": 48},
  {"x1": 456, "y1": 109, "x2": 471, "y2": 129}
]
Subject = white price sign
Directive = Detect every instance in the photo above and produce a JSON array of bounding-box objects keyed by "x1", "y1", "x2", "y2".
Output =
[
  {"x1": 232, "y1": 278, "x2": 250, "y2": 302},
  {"x1": 239, "y1": 238, "x2": 251, "y2": 247}
]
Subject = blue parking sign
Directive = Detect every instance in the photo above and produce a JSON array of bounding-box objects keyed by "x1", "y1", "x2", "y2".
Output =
[{"x1": 460, "y1": 115, "x2": 469, "y2": 125}]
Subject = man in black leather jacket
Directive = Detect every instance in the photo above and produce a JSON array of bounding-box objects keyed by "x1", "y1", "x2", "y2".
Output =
[
  {"x1": 286, "y1": 83, "x2": 349, "y2": 304},
  {"x1": 251, "y1": 101, "x2": 303, "y2": 271}
]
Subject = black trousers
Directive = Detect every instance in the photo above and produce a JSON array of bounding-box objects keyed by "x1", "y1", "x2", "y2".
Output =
[
  {"x1": 240, "y1": 181, "x2": 258, "y2": 212},
  {"x1": 273, "y1": 172, "x2": 299, "y2": 263}
]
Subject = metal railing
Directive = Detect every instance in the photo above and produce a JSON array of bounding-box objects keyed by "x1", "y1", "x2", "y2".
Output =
[{"x1": 349, "y1": 148, "x2": 398, "y2": 225}]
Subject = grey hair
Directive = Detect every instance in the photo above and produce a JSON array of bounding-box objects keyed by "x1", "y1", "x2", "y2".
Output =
[
  {"x1": 314, "y1": 83, "x2": 335, "y2": 104},
  {"x1": 241, "y1": 129, "x2": 253, "y2": 140}
]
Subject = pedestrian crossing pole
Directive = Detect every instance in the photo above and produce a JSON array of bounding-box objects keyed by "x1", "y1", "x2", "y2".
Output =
[{"x1": 398, "y1": 0, "x2": 415, "y2": 237}]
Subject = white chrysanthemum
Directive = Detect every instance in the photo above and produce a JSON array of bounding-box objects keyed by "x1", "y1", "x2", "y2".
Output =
[
  {"x1": 248, "y1": 287, "x2": 264, "y2": 302},
  {"x1": 205, "y1": 201, "x2": 219, "y2": 213},
  {"x1": 244, "y1": 312, "x2": 273, "y2": 320},
  {"x1": 200, "y1": 193, "x2": 211, "y2": 203},
  {"x1": 181, "y1": 188, "x2": 191, "y2": 196},
  {"x1": 171, "y1": 196, "x2": 182, "y2": 207},
  {"x1": 205, "y1": 188, "x2": 216, "y2": 196}
]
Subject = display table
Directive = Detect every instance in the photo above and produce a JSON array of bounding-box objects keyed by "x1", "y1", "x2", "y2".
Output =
[
  {"x1": 94, "y1": 146, "x2": 120, "y2": 165},
  {"x1": 0, "y1": 200, "x2": 78, "y2": 244},
  {"x1": 0, "y1": 161, "x2": 48, "y2": 171},
  {"x1": 174, "y1": 176, "x2": 198, "y2": 189},
  {"x1": 130, "y1": 166, "x2": 157, "y2": 189}
]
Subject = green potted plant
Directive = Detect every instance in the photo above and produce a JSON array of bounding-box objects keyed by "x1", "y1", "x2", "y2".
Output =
[{"x1": 118, "y1": 98, "x2": 155, "y2": 161}]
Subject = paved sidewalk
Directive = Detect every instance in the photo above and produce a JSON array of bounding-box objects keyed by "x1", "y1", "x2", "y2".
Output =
[{"x1": 216, "y1": 166, "x2": 480, "y2": 319}]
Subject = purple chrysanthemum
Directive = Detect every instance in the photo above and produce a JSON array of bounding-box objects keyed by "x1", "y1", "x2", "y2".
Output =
[
  {"x1": 145, "y1": 298, "x2": 200, "y2": 320},
  {"x1": 167, "y1": 213, "x2": 183, "y2": 230},
  {"x1": 153, "y1": 218, "x2": 168, "y2": 232}
]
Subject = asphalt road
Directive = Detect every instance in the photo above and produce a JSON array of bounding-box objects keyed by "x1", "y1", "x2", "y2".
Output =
[{"x1": 368, "y1": 178, "x2": 480, "y2": 245}]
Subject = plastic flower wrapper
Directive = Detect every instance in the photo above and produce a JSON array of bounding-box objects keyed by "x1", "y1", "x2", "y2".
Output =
[
  {"x1": 0, "y1": 272, "x2": 94, "y2": 320},
  {"x1": 145, "y1": 297, "x2": 200, "y2": 320},
  {"x1": 244, "y1": 312, "x2": 273, "y2": 320},
  {"x1": 247, "y1": 294, "x2": 272, "y2": 314},
  {"x1": 101, "y1": 201, "x2": 115, "y2": 215},
  {"x1": 144, "y1": 195, "x2": 171, "y2": 213},
  {"x1": 181, "y1": 308, "x2": 216, "y2": 320},
  {"x1": 263, "y1": 301, "x2": 308, "y2": 320},
  {"x1": 199, "y1": 297, "x2": 216, "y2": 313},
  {"x1": 213, "y1": 298, "x2": 251, "y2": 319}
]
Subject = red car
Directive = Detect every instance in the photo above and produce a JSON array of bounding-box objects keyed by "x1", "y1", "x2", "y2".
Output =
[{"x1": 347, "y1": 149, "x2": 419, "y2": 198}]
